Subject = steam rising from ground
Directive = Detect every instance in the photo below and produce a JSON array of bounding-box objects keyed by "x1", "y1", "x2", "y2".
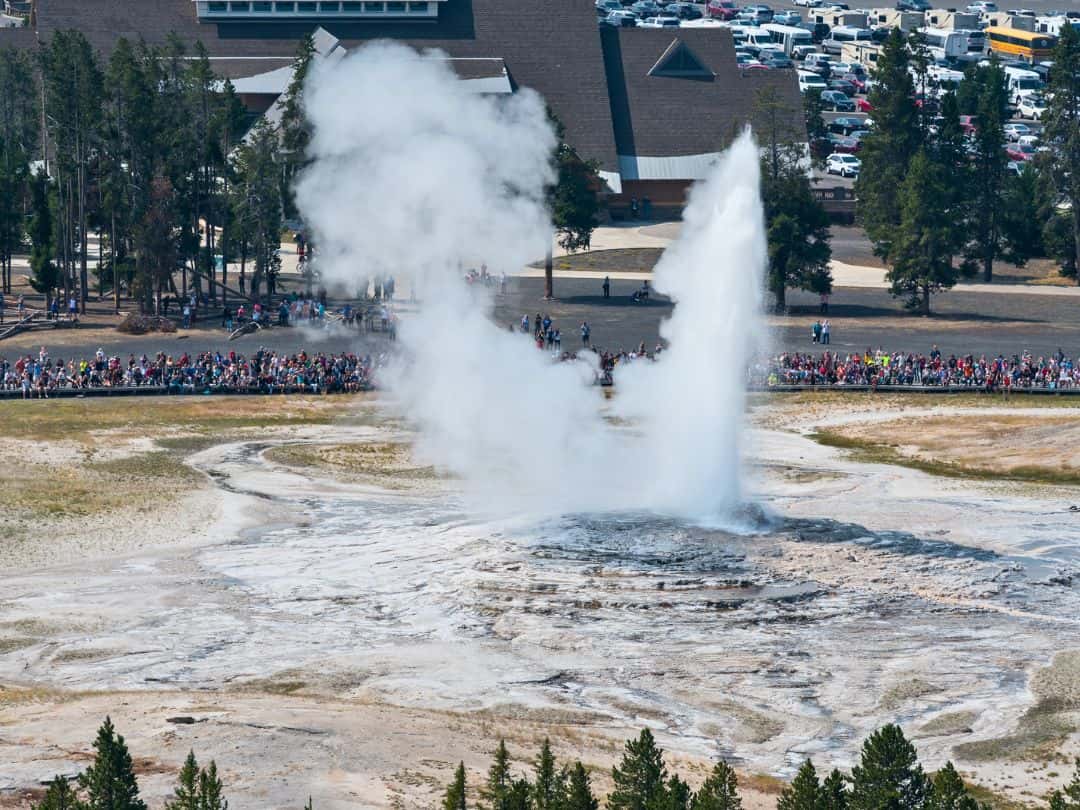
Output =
[{"x1": 296, "y1": 42, "x2": 766, "y2": 522}]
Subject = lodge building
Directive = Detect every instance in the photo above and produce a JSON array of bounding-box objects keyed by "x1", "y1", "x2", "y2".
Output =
[{"x1": 8, "y1": 0, "x2": 804, "y2": 217}]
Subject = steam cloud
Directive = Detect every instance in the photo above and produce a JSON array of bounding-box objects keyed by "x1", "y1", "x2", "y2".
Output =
[{"x1": 296, "y1": 42, "x2": 766, "y2": 523}]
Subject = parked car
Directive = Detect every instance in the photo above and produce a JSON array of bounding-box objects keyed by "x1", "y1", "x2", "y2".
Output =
[
  {"x1": 744, "y1": 4, "x2": 774, "y2": 22},
  {"x1": 735, "y1": 52, "x2": 762, "y2": 67},
  {"x1": 630, "y1": 1, "x2": 663, "y2": 16},
  {"x1": 821, "y1": 89, "x2": 856, "y2": 111},
  {"x1": 829, "y1": 115, "x2": 866, "y2": 134},
  {"x1": 763, "y1": 53, "x2": 795, "y2": 68},
  {"x1": 828, "y1": 78, "x2": 858, "y2": 96},
  {"x1": 706, "y1": 0, "x2": 739, "y2": 16},
  {"x1": 1018, "y1": 94, "x2": 1047, "y2": 119},
  {"x1": 799, "y1": 21, "x2": 832, "y2": 42},
  {"x1": 604, "y1": 9, "x2": 639, "y2": 25},
  {"x1": 855, "y1": 97, "x2": 874, "y2": 112},
  {"x1": 596, "y1": 0, "x2": 623, "y2": 13},
  {"x1": 959, "y1": 114, "x2": 977, "y2": 134},
  {"x1": 966, "y1": 0, "x2": 997, "y2": 10},
  {"x1": 1003, "y1": 122, "x2": 1033, "y2": 141},
  {"x1": 794, "y1": 0, "x2": 822, "y2": 6},
  {"x1": 665, "y1": 2, "x2": 703, "y2": 18},
  {"x1": 896, "y1": 0, "x2": 930, "y2": 9},
  {"x1": 637, "y1": 14, "x2": 680, "y2": 25},
  {"x1": 792, "y1": 44, "x2": 819, "y2": 60},
  {"x1": 773, "y1": 10, "x2": 802, "y2": 24},
  {"x1": 826, "y1": 152, "x2": 862, "y2": 177},
  {"x1": 1006, "y1": 142, "x2": 1037, "y2": 161},
  {"x1": 798, "y1": 70, "x2": 829, "y2": 92}
]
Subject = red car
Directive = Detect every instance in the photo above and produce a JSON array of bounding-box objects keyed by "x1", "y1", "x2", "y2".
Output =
[
  {"x1": 1006, "y1": 143, "x2": 1036, "y2": 161},
  {"x1": 959, "y1": 115, "x2": 977, "y2": 135},
  {"x1": 707, "y1": 0, "x2": 738, "y2": 17},
  {"x1": 855, "y1": 97, "x2": 873, "y2": 113}
]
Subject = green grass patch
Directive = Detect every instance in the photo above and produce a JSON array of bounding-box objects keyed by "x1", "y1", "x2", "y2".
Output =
[
  {"x1": 0, "y1": 397, "x2": 357, "y2": 442},
  {"x1": 880, "y1": 678, "x2": 940, "y2": 710},
  {"x1": 919, "y1": 710, "x2": 979, "y2": 737},
  {"x1": 953, "y1": 703, "x2": 1074, "y2": 764},
  {"x1": 810, "y1": 430, "x2": 1080, "y2": 487},
  {"x1": 89, "y1": 451, "x2": 203, "y2": 482}
]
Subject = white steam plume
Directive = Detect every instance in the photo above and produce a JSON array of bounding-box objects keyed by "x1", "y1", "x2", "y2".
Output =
[{"x1": 295, "y1": 41, "x2": 765, "y2": 522}]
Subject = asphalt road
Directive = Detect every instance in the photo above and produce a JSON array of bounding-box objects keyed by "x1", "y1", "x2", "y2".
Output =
[{"x1": 8, "y1": 276, "x2": 1077, "y2": 362}]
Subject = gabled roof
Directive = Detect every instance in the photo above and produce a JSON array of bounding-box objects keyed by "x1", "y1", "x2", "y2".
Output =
[
  {"x1": 601, "y1": 25, "x2": 803, "y2": 170},
  {"x1": 647, "y1": 38, "x2": 714, "y2": 80},
  {"x1": 32, "y1": 0, "x2": 620, "y2": 173}
]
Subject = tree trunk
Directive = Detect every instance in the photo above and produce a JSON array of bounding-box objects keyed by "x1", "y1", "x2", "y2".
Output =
[
  {"x1": 1073, "y1": 208, "x2": 1080, "y2": 287},
  {"x1": 78, "y1": 159, "x2": 87, "y2": 311},
  {"x1": 983, "y1": 248, "x2": 993, "y2": 284},
  {"x1": 544, "y1": 248, "x2": 553, "y2": 299},
  {"x1": 112, "y1": 213, "x2": 119, "y2": 312},
  {"x1": 922, "y1": 284, "x2": 931, "y2": 316},
  {"x1": 774, "y1": 280, "x2": 786, "y2": 313}
]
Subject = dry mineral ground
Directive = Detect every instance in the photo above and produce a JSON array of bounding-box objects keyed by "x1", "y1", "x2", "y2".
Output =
[{"x1": 1, "y1": 392, "x2": 1079, "y2": 809}]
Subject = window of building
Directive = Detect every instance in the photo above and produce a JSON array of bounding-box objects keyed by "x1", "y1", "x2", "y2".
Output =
[
  {"x1": 386, "y1": 1, "x2": 405, "y2": 11},
  {"x1": 342, "y1": 1, "x2": 363, "y2": 9},
  {"x1": 319, "y1": 1, "x2": 340, "y2": 10},
  {"x1": 407, "y1": 3, "x2": 428, "y2": 12},
  {"x1": 207, "y1": 1, "x2": 228, "y2": 11},
  {"x1": 275, "y1": 1, "x2": 296, "y2": 9},
  {"x1": 228, "y1": 1, "x2": 249, "y2": 11},
  {"x1": 251, "y1": 1, "x2": 272, "y2": 10}
]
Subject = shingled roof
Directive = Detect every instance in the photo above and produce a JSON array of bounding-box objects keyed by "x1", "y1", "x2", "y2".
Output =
[
  {"x1": 28, "y1": 1, "x2": 804, "y2": 184},
  {"x1": 601, "y1": 26, "x2": 803, "y2": 162},
  {"x1": 33, "y1": 0, "x2": 620, "y2": 173}
]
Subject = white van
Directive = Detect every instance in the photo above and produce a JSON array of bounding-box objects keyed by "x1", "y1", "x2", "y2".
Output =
[
  {"x1": 798, "y1": 69, "x2": 829, "y2": 92},
  {"x1": 742, "y1": 26, "x2": 785, "y2": 53},
  {"x1": 763, "y1": 22, "x2": 814, "y2": 54},
  {"x1": 822, "y1": 26, "x2": 873, "y2": 54},
  {"x1": 1004, "y1": 65, "x2": 1044, "y2": 105}
]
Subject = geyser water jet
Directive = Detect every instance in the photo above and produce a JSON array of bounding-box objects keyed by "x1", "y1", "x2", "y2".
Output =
[{"x1": 295, "y1": 42, "x2": 766, "y2": 523}]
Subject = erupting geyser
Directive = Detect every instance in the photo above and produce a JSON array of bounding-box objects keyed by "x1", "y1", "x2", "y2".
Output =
[{"x1": 296, "y1": 42, "x2": 767, "y2": 523}]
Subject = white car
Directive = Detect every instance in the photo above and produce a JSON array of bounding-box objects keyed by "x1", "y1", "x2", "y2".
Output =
[
  {"x1": 637, "y1": 15, "x2": 680, "y2": 26},
  {"x1": 966, "y1": 1, "x2": 997, "y2": 11},
  {"x1": 826, "y1": 153, "x2": 862, "y2": 177},
  {"x1": 1018, "y1": 95, "x2": 1047, "y2": 120},
  {"x1": 1004, "y1": 122, "x2": 1033, "y2": 141},
  {"x1": 794, "y1": 0, "x2": 822, "y2": 6}
]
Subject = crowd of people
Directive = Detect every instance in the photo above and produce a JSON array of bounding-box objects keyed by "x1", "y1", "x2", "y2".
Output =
[
  {"x1": 759, "y1": 347, "x2": 1080, "y2": 390},
  {"x1": 0, "y1": 347, "x2": 379, "y2": 397}
]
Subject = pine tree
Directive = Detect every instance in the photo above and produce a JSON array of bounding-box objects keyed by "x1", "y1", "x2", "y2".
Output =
[
  {"x1": 1042, "y1": 23, "x2": 1080, "y2": 281},
  {"x1": 78, "y1": 716, "x2": 147, "y2": 810},
  {"x1": 33, "y1": 776, "x2": 78, "y2": 810},
  {"x1": 1000, "y1": 162, "x2": 1044, "y2": 265},
  {"x1": 885, "y1": 150, "x2": 968, "y2": 315},
  {"x1": 661, "y1": 775, "x2": 692, "y2": 810},
  {"x1": 544, "y1": 111, "x2": 600, "y2": 298},
  {"x1": 566, "y1": 763, "x2": 599, "y2": 810},
  {"x1": 199, "y1": 760, "x2": 228, "y2": 810},
  {"x1": 0, "y1": 46, "x2": 37, "y2": 295},
  {"x1": 849, "y1": 725, "x2": 929, "y2": 810},
  {"x1": 927, "y1": 762, "x2": 979, "y2": 810},
  {"x1": 691, "y1": 760, "x2": 741, "y2": 810},
  {"x1": 28, "y1": 169, "x2": 60, "y2": 310},
  {"x1": 777, "y1": 760, "x2": 821, "y2": 810},
  {"x1": 280, "y1": 33, "x2": 315, "y2": 219},
  {"x1": 962, "y1": 59, "x2": 1009, "y2": 281},
  {"x1": 483, "y1": 740, "x2": 514, "y2": 810},
  {"x1": 821, "y1": 769, "x2": 849, "y2": 810},
  {"x1": 608, "y1": 729, "x2": 667, "y2": 810},
  {"x1": 755, "y1": 86, "x2": 832, "y2": 311},
  {"x1": 444, "y1": 762, "x2": 468, "y2": 810},
  {"x1": 1048, "y1": 758, "x2": 1080, "y2": 810},
  {"x1": 508, "y1": 777, "x2": 533, "y2": 810},
  {"x1": 856, "y1": 28, "x2": 922, "y2": 259},
  {"x1": 164, "y1": 751, "x2": 200, "y2": 810},
  {"x1": 533, "y1": 739, "x2": 565, "y2": 810}
]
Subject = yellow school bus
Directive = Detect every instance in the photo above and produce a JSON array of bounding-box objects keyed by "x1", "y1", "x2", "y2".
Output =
[{"x1": 985, "y1": 27, "x2": 1058, "y2": 62}]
